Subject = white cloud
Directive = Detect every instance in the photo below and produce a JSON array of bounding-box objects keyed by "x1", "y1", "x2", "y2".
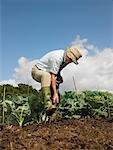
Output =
[
  {"x1": 13, "y1": 57, "x2": 41, "y2": 90},
  {"x1": 0, "y1": 57, "x2": 41, "y2": 90},
  {"x1": 0, "y1": 79, "x2": 18, "y2": 87},
  {"x1": 0, "y1": 36, "x2": 113, "y2": 93},
  {"x1": 70, "y1": 35, "x2": 99, "y2": 56},
  {"x1": 60, "y1": 36, "x2": 113, "y2": 92}
]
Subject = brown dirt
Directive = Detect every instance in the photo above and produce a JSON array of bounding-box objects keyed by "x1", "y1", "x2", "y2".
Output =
[{"x1": 0, "y1": 118, "x2": 113, "y2": 150}]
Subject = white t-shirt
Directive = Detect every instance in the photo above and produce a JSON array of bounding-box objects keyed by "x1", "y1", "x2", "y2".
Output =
[{"x1": 35, "y1": 50, "x2": 66, "y2": 75}]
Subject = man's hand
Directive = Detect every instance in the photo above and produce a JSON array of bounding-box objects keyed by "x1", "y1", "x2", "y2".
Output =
[{"x1": 52, "y1": 92, "x2": 59, "y2": 104}]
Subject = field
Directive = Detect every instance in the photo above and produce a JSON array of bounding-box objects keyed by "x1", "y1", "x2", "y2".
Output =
[
  {"x1": 0, "y1": 118, "x2": 113, "y2": 150},
  {"x1": 0, "y1": 84, "x2": 113, "y2": 150}
]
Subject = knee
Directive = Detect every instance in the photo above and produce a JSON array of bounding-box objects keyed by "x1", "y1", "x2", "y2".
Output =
[{"x1": 41, "y1": 73, "x2": 51, "y2": 87}]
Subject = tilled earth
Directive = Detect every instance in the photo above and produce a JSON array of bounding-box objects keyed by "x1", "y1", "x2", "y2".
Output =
[{"x1": 0, "y1": 118, "x2": 113, "y2": 150}]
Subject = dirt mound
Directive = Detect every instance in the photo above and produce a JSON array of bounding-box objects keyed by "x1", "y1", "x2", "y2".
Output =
[{"x1": 0, "y1": 118, "x2": 113, "y2": 150}]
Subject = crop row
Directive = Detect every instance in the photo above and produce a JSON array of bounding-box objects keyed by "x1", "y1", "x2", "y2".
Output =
[{"x1": 0, "y1": 85, "x2": 113, "y2": 126}]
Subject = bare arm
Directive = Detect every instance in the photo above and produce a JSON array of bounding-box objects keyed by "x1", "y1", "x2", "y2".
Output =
[{"x1": 50, "y1": 73, "x2": 59, "y2": 103}]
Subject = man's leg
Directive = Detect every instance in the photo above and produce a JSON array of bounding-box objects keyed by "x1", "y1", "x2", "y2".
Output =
[
  {"x1": 41, "y1": 72, "x2": 56, "y2": 114},
  {"x1": 41, "y1": 86, "x2": 56, "y2": 115},
  {"x1": 31, "y1": 66, "x2": 56, "y2": 114}
]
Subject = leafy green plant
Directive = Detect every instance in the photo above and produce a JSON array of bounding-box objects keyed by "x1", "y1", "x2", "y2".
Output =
[
  {"x1": 58, "y1": 91, "x2": 91, "y2": 119},
  {"x1": 1, "y1": 95, "x2": 31, "y2": 126},
  {"x1": 58, "y1": 91, "x2": 113, "y2": 119},
  {"x1": 1, "y1": 84, "x2": 113, "y2": 126},
  {"x1": 12, "y1": 102, "x2": 31, "y2": 126},
  {"x1": 2, "y1": 86, "x2": 6, "y2": 124}
]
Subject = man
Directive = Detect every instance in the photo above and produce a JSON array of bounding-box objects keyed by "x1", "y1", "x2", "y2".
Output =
[{"x1": 31, "y1": 47, "x2": 82, "y2": 113}]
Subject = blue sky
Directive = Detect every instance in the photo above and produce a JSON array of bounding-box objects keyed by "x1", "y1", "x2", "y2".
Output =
[{"x1": 1, "y1": 0, "x2": 113, "y2": 80}]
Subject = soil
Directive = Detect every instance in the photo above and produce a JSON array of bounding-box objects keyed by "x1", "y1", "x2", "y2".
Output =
[{"x1": 0, "y1": 118, "x2": 113, "y2": 150}]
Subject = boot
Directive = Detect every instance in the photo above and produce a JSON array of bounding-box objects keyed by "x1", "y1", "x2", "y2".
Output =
[{"x1": 41, "y1": 86, "x2": 56, "y2": 115}]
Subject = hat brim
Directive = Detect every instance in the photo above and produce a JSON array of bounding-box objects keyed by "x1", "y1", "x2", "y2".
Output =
[
  {"x1": 69, "y1": 52, "x2": 79, "y2": 65},
  {"x1": 72, "y1": 59, "x2": 79, "y2": 65},
  {"x1": 66, "y1": 48, "x2": 79, "y2": 65}
]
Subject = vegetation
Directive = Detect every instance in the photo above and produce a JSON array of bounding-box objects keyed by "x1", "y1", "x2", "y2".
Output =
[{"x1": 0, "y1": 84, "x2": 113, "y2": 126}]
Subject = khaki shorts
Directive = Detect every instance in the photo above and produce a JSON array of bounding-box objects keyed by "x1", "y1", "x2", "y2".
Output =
[{"x1": 31, "y1": 65, "x2": 51, "y2": 88}]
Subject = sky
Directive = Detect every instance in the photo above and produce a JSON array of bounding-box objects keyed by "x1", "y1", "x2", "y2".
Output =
[{"x1": 0, "y1": 0, "x2": 113, "y2": 92}]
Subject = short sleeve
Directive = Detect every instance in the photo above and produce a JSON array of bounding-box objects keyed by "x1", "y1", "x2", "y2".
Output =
[{"x1": 49, "y1": 58, "x2": 61, "y2": 75}]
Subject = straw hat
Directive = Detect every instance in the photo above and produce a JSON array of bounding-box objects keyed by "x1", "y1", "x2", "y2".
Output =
[{"x1": 66, "y1": 47, "x2": 82, "y2": 64}]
